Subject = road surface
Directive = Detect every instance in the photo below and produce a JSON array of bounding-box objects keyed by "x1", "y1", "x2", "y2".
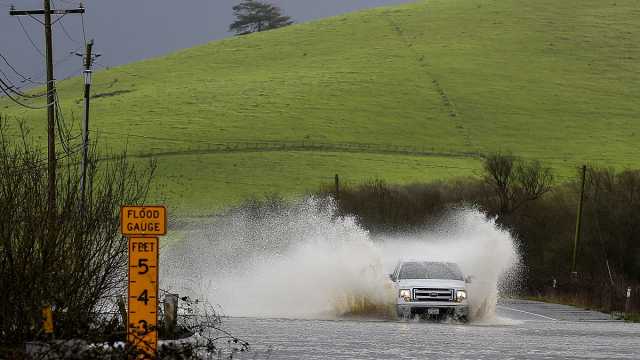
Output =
[{"x1": 223, "y1": 299, "x2": 639, "y2": 359}]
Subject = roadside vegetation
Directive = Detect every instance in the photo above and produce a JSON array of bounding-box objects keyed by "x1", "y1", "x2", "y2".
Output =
[
  {"x1": 0, "y1": 124, "x2": 154, "y2": 347},
  {"x1": 624, "y1": 313, "x2": 640, "y2": 323},
  {"x1": 0, "y1": 124, "x2": 250, "y2": 358},
  {"x1": 324, "y1": 154, "x2": 640, "y2": 319},
  {"x1": 1, "y1": 0, "x2": 638, "y2": 215}
]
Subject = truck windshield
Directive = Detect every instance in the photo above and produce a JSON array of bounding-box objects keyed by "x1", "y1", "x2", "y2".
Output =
[{"x1": 398, "y1": 262, "x2": 464, "y2": 280}]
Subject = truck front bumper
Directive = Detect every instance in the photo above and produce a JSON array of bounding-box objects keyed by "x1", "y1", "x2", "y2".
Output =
[{"x1": 397, "y1": 302, "x2": 469, "y2": 319}]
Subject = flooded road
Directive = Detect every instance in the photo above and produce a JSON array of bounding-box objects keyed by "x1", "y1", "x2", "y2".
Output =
[
  {"x1": 164, "y1": 205, "x2": 638, "y2": 359},
  {"x1": 223, "y1": 300, "x2": 639, "y2": 360}
]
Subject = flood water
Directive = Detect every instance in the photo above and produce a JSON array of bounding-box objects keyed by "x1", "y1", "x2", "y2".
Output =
[
  {"x1": 163, "y1": 201, "x2": 640, "y2": 359},
  {"x1": 164, "y1": 202, "x2": 521, "y2": 320},
  {"x1": 223, "y1": 311, "x2": 640, "y2": 360}
]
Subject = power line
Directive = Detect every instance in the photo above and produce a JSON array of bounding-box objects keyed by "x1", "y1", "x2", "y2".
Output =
[
  {"x1": 26, "y1": 45, "x2": 86, "y2": 84},
  {"x1": 52, "y1": 0, "x2": 82, "y2": 44},
  {"x1": 16, "y1": 16, "x2": 46, "y2": 59},
  {"x1": 1, "y1": 5, "x2": 85, "y2": 85},
  {"x1": 55, "y1": 97, "x2": 73, "y2": 155},
  {"x1": 0, "y1": 67, "x2": 17, "y2": 88},
  {"x1": 0, "y1": 77, "x2": 51, "y2": 98},
  {"x1": 55, "y1": 92, "x2": 78, "y2": 145},
  {"x1": 0, "y1": 72, "x2": 51, "y2": 104},
  {"x1": 26, "y1": 13, "x2": 45, "y2": 26},
  {"x1": 57, "y1": 17, "x2": 80, "y2": 44},
  {"x1": 0, "y1": 51, "x2": 45, "y2": 85},
  {"x1": 0, "y1": 82, "x2": 54, "y2": 109},
  {"x1": 0, "y1": 64, "x2": 52, "y2": 98}
]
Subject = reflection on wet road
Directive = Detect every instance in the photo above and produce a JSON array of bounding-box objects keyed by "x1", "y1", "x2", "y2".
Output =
[{"x1": 224, "y1": 299, "x2": 639, "y2": 360}]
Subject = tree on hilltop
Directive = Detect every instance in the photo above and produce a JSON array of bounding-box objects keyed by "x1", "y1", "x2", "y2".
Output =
[{"x1": 229, "y1": 0, "x2": 293, "y2": 35}]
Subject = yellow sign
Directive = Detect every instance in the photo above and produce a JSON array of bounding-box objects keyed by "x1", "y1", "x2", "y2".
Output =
[
  {"x1": 121, "y1": 206, "x2": 167, "y2": 237},
  {"x1": 42, "y1": 306, "x2": 54, "y2": 334},
  {"x1": 127, "y1": 237, "x2": 159, "y2": 357}
]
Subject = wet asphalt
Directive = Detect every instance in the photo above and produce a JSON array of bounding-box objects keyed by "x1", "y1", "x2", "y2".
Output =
[{"x1": 223, "y1": 299, "x2": 639, "y2": 360}]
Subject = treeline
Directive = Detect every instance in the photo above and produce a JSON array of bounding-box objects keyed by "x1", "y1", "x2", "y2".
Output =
[{"x1": 324, "y1": 154, "x2": 640, "y2": 311}]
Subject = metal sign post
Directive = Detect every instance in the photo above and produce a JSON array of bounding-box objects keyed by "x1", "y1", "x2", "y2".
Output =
[
  {"x1": 121, "y1": 205, "x2": 167, "y2": 358},
  {"x1": 42, "y1": 306, "x2": 54, "y2": 335}
]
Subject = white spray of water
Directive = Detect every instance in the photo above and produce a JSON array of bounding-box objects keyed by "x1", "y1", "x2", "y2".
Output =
[
  {"x1": 375, "y1": 210, "x2": 522, "y2": 320},
  {"x1": 162, "y1": 198, "x2": 521, "y2": 322}
]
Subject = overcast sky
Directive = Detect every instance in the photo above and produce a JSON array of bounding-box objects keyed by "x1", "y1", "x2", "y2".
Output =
[{"x1": 0, "y1": 0, "x2": 412, "y2": 87}]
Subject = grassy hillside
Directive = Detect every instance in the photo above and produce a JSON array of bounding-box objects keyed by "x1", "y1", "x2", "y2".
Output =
[{"x1": 2, "y1": 0, "x2": 639, "y2": 215}]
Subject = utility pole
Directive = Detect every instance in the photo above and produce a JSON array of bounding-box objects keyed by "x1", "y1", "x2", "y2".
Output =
[
  {"x1": 79, "y1": 39, "x2": 94, "y2": 208},
  {"x1": 571, "y1": 165, "x2": 587, "y2": 279},
  {"x1": 10, "y1": 2, "x2": 85, "y2": 237}
]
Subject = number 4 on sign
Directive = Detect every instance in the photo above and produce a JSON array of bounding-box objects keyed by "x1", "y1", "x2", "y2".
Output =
[{"x1": 138, "y1": 289, "x2": 149, "y2": 305}]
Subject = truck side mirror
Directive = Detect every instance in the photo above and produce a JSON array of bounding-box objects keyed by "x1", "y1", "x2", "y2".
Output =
[
  {"x1": 388, "y1": 274, "x2": 396, "y2": 282},
  {"x1": 465, "y1": 275, "x2": 474, "y2": 284}
]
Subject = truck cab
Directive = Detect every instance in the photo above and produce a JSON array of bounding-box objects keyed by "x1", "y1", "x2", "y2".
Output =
[{"x1": 390, "y1": 260, "x2": 470, "y2": 322}]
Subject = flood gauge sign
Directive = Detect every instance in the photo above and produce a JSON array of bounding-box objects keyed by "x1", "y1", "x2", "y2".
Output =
[
  {"x1": 121, "y1": 205, "x2": 167, "y2": 237},
  {"x1": 128, "y1": 237, "x2": 159, "y2": 357},
  {"x1": 122, "y1": 205, "x2": 167, "y2": 358}
]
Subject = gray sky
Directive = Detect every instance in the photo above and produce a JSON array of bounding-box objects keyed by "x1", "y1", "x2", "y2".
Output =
[{"x1": 0, "y1": 0, "x2": 412, "y2": 87}]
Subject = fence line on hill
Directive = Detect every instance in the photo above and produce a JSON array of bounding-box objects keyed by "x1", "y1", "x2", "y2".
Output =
[
  {"x1": 89, "y1": 130, "x2": 621, "y2": 167},
  {"x1": 119, "y1": 140, "x2": 484, "y2": 161}
]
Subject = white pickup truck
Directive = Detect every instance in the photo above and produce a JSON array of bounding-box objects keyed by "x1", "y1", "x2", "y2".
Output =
[{"x1": 389, "y1": 260, "x2": 470, "y2": 322}]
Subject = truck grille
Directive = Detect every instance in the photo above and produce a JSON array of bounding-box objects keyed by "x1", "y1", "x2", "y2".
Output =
[{"x1": 413, "y1": 288, "x2": 453, "y2": 302}]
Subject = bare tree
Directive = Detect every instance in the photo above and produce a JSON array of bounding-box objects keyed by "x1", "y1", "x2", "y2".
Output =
[{"x1": 483, "y1": 153, "x2": 553, "y2": 216}]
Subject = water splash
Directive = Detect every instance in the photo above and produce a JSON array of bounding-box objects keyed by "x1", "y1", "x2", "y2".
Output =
[
  {"x1": 162, "y1": 198, "x2": 521, "y2": 322},
  {"x1": 375, "y1": 210, "x2": 522, "y2": 320}
]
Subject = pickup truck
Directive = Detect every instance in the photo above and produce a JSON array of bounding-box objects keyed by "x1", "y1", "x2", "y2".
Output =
[{"x1": 389, "y1": 260, "x2": 470, "y2": 322}]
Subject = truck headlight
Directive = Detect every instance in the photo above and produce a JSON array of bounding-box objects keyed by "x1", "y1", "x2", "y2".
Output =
[
  {"x1": 456, "y1": 290, "x2": 467, "y2": 302},
  {"x1": 399, "y1": 289, "x2": 411, "y2": 301}
]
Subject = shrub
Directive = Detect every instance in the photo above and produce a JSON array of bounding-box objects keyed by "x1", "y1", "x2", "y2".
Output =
[{"x1": 0, "y1": 124, "x2": 156, "y2": 345}]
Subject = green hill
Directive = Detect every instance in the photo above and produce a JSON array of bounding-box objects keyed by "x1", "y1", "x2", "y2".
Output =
[{"x1": 2, "y1": 0, "x2": 639, "y2": 215}]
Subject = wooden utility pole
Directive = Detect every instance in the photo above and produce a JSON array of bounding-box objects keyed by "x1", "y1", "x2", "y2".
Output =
[
  {"x1": 43, "y1": 0, "x2": 56, "y2": 228},
  {"x1": 571, "y1": 165, "x2": 587, "y2": 278},
  {"x1": 80, "y1": 39, "x2": 94, "y2": 207},
  {"x1": 10, "y1": 2, "x2": 85, "y2": 236}
]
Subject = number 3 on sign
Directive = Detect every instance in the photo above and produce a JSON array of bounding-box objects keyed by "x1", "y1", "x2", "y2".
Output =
[{"x1": 128, "y1": 237, "x2": 159, "y2": 357}]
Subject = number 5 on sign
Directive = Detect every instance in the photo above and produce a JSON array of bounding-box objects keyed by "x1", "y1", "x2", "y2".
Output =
[{"x1": 128, "y1": 237, "x2": 159, "y2": 357}]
